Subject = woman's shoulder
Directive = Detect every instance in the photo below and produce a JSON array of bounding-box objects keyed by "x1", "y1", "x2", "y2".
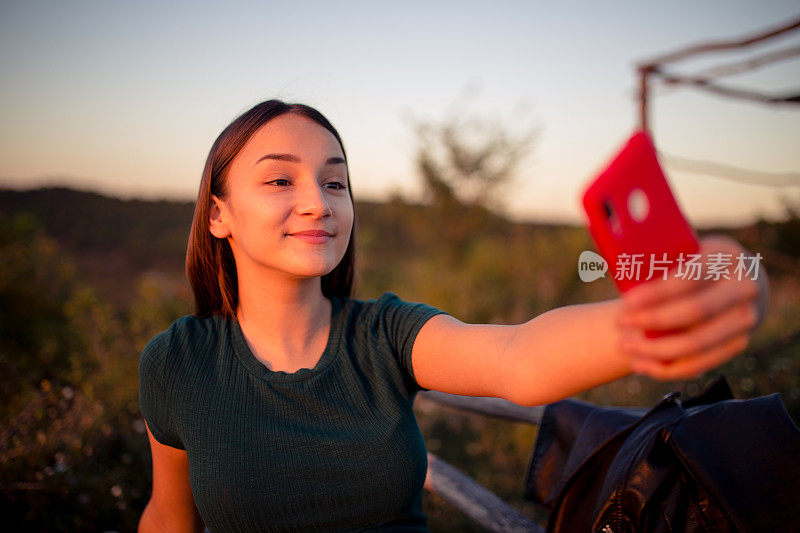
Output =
[
  {"x1": 140, "y1": 313, "x2": 226, "y2": 361},
  {"x1": 338, "y1": 291, "x2": 402, "y2": 320},
  {"x1": 342, "y1": 291, "x2": 404, "y2": 309},
  {"x1": 340, "y1": 291, "x2": 447, "y2": 329}
]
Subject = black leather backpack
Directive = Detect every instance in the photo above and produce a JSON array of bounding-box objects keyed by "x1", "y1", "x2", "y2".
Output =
[{"x1": 523, "y1": 375, "x2": 800, "y2": 532}]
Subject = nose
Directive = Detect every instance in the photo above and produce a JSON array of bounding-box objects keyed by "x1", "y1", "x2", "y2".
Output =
[{"x1": 295, "y1": 181, "x2": 332, "y2": 218}]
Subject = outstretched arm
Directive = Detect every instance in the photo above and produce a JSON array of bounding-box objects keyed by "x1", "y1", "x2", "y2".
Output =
[
  {"x1": 413, "y1": 298, "x2": 629, "y2": 406},
  {"x1": 411, "y1": 235, "x2": 768, "y2": 407}
]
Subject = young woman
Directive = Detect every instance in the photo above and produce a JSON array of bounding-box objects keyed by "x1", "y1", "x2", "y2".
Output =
[{"x1": 138, "y1": 100, "x2": 769, "y2": 532}]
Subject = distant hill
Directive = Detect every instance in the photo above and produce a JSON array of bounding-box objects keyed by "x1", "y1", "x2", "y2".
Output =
[
  {"x1": 3, "y1": 185, "x2": 797, "y2": 314},
  {"x1": 0, "y1": 187, "x2": 195, "y2": 267},
  {"x1": 0, "y1": 186, "x2": 581, "y2": 311},
  {"x1": 0, "y1": 187, "x2": 193, "y2": 309}
]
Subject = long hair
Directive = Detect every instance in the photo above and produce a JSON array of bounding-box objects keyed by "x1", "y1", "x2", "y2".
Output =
[{"x1": 186, "y1": 100, "x2": 356, "y2": 318}]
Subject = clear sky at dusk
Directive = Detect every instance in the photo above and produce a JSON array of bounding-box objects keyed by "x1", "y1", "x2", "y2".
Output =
[{"x1": 1, "y1": 1, "x2": 798, "y2": 226}]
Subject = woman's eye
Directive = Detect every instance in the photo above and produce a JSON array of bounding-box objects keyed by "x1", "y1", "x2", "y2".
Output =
[
  {"x1": 266, "y1": 178, "x2": 291, "y2": 186},
  {"x1": 325, "y1": 180, "x2": 346, "y2": 190}
]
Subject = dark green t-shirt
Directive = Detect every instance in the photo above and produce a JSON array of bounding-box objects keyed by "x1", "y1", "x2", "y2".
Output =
[{"x1": 139, "y1": 292, "x2": 448, "y2": 532}]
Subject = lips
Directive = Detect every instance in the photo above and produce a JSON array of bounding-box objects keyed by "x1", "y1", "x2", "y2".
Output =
[
  {"x1": 288, "y1": 230, "x2": 334, "y2": 237},
  {"x1": 287, "y1": 229, "x2": 334, "y2": 244}
]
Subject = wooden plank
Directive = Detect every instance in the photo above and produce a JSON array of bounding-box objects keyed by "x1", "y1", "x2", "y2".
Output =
[
  {"x1": 418, "y1": 390, "x2": 545, "y2": 424},
  {"x1": 425, "y1": 452, "x2": 545, "y2": 533}
]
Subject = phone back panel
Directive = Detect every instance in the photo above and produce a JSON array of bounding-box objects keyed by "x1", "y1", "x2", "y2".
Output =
[{"x1": 582, "y1": 130, "x2": 699, "y2": 293}]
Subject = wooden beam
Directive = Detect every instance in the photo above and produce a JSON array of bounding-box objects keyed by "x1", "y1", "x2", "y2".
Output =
[
  {"x1": 424, "y1": 452, "x2": 545, "y2": 533},
  {"x1": 418, "y1": 390, "x2": 545, "y2": 424},
  {"x1": 639, "y1": 15, "x2": 800, "y2": 66}
]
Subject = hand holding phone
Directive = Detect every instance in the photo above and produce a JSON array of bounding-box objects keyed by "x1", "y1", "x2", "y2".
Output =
[{"x1": 581, "y1": 130, "x2": 700, "y2": 337}]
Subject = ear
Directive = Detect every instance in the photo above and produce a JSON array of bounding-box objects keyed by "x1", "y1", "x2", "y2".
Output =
[{"x1": 209, "y1": 195, "x2": 231, "y2": 239}]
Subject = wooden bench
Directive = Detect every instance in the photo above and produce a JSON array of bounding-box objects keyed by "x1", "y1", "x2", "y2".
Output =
[{"x1": 419, "y1": 390, "x2": 547, "y2": 532}]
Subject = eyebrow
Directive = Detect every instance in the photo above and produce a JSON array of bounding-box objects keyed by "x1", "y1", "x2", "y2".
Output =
[{"x1": 255, "y1": 153, "x2": 346, "y2": 166}]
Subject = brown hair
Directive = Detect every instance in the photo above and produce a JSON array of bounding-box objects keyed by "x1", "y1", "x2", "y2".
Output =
[{"x1": 186, "y1": 99, "x2": 356, "y2": 318}]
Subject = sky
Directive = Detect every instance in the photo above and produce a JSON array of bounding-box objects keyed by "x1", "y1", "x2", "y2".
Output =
[{"x1": 1, "y1": 1, "x2": 798, "y2": 227}]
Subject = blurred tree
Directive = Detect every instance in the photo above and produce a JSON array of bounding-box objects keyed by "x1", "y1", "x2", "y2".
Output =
[
  {"x1": 403, "y1": 86, "x2": 540, "y2": 263},
  {"x1": 406, "y1": 85, "x2": 540, "y2": 212}
]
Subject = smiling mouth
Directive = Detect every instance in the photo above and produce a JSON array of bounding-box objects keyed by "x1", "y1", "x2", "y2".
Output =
[
  {"x1": 286, "y1": 230, "x2": 334, "y2": 244},
  {"x1": 287, "y1": 230, "x2": 334, "y2": 237}
]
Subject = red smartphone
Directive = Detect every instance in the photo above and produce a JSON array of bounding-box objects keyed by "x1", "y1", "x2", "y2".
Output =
[{"x1": 581, "y1": 130, "x2": 700, "y2": 337}]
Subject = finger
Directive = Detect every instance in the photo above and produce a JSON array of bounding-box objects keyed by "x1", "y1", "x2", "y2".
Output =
[
  {"x1": 621, "y1": 276, "x2": 759, "y2": 331},
  {"x1": 622, "y1": 274, "x2": 713, "y2": 312},
  {"x1": 622, "y1": 234, "x2": 750, "y2": 312},
  {"x1": 698, "y1": 234, "x2": 745, "y2": 256},
  {"x1": 621, "y1": 300, "x2": 757, "y2": 362},
  {"x1": 631, "y1": 332, "x2": 750, "y2": 381}
]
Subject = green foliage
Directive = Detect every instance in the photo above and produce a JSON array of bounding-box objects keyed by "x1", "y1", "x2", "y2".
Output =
[
  {"x1": 0, "y1": 213, "x2": 93, "y2": 420},
  {"x1": 0, "y1": 212, "x2": 154, "y2": 531},
  {"x1": 1, "y1": 187, "x2": 799, "y2": 531},
  {"x1": 127, "y1": 272, "x2": 193, "y2": 350},
  {"x1": 0, "y1": 187, "x2": 193, "y2": 269}
]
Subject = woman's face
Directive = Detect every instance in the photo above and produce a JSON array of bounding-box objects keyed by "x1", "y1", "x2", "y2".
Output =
[{"x1": 209, "y1": 113, "x2": 354, "y2": 284}]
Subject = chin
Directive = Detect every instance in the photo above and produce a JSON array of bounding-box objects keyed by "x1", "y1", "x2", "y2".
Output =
[{"x1": 289, "y1": 260, "x2": 340, "y2": 279}]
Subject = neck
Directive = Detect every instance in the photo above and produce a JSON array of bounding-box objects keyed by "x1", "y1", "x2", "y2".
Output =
[{"x1": 235, "y1": 265, "x2": 332, "y2": 369}]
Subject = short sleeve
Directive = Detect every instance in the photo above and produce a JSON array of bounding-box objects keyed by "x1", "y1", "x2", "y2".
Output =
[
  {"x1": 138, "y1": 330, "x2": 185, "y2": 449},
  {"x1": 372, "y1": 292, "x2": 449, "y2": 393}
]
